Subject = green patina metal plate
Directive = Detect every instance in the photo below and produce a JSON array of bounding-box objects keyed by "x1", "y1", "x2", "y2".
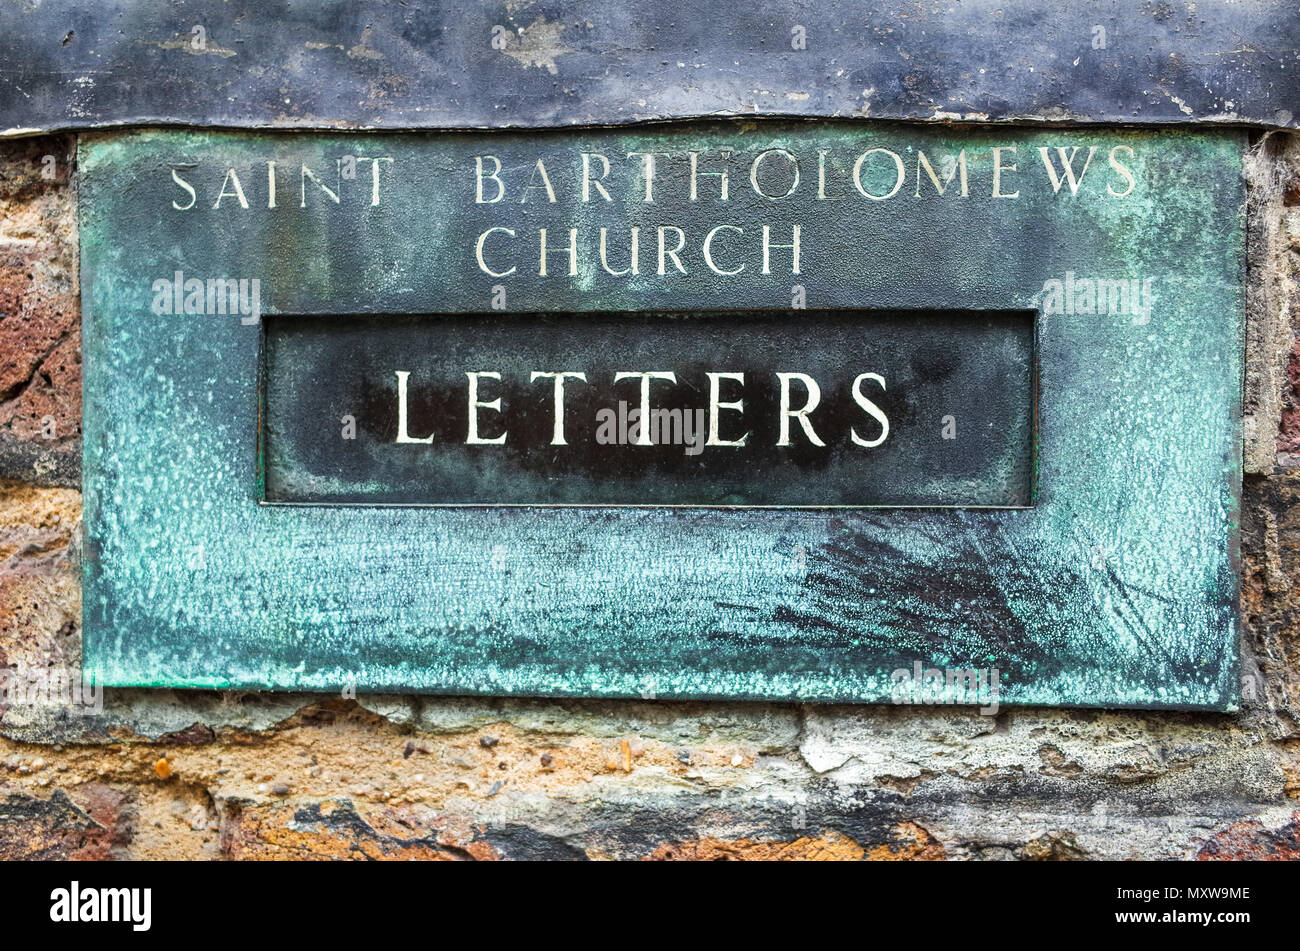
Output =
[{"x1": 78, "y1": 122, "x2": 1243, "y2": 708}]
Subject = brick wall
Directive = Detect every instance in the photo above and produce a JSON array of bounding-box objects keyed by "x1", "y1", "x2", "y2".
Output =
[{"x1": 1, "y1": 131, "x2": 1298, "y2": 861}]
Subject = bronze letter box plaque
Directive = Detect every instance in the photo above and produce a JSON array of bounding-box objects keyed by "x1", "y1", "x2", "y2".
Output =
[{"x1": 79, "y1": 124, "x2": 1243, "y2": 708}]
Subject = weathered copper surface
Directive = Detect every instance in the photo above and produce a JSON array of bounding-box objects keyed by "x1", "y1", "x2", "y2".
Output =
[
  {"x1": 79, "y1": 123, "x2": 1243, "y2": 708},
  {"x1": 1, "y1": 1, "x2": 1296, "y2": 135}
]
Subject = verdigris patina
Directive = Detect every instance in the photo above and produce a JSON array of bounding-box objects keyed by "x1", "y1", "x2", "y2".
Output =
[{"x1": 79, "y1": 122, "x2": 1242, "y2": 708}]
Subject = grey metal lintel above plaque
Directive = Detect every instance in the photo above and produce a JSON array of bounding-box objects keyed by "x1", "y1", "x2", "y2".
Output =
[{"x1": 2, "y1": 0, "x2": 1297, "y2": 136}]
